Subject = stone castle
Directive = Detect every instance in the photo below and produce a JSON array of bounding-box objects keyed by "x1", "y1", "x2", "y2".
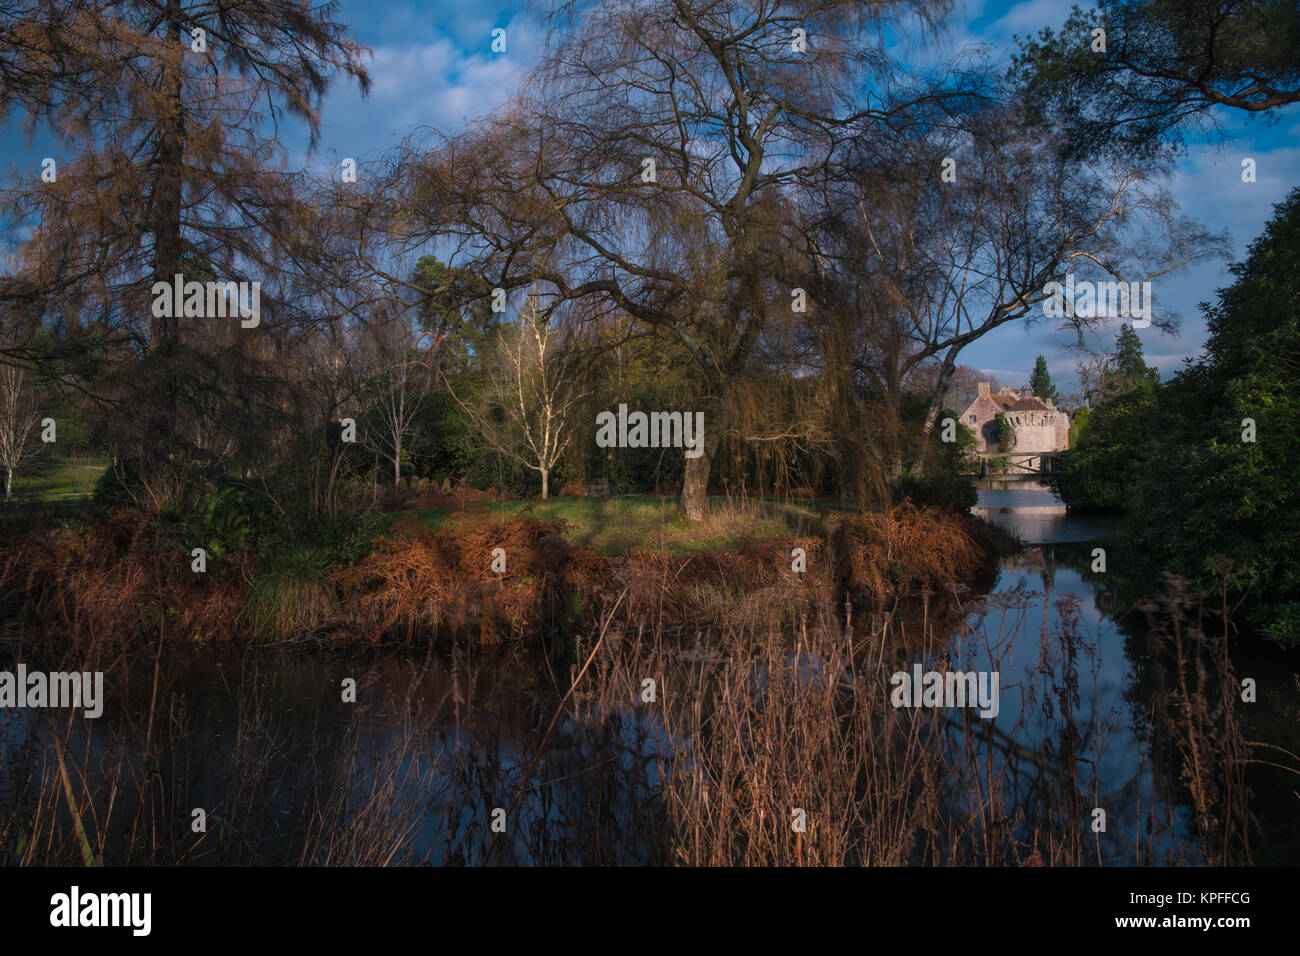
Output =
[{"x1": 959, "y1": 383, "x2": 1069, "y2": 454}]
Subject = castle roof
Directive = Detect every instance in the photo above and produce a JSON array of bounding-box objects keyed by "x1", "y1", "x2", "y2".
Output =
[
  {"x1": 1008, "y1": 396, "x2": 1051, "y2": 412},
  {"x1": 988, "y1": 393, "x2": 1016, "y2": 410}
]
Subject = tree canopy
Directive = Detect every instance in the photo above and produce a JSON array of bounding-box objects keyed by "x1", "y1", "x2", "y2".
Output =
[{"x1": 1011, "y1": 0, "x2": 1300, "y2": 158}]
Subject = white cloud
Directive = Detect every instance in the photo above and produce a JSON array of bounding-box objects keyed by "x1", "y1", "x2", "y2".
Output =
[
  {"x1": 984, "y1": 367, "x2": 1029, "y2": 381},
  {"x1": 290, "y1": 13, "x2": 543, "y2": 167}
]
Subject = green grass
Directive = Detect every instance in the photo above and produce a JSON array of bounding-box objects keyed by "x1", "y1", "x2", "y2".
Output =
[
  {"x1": 10, "y1": 457, "x2": 109, "y2": 500},
  {"x1": 245, "y1": 546, "x2": 338, "y2": 640},
  {"x1": 406, "y1": 494, "x2": 841, "y2": 555}
]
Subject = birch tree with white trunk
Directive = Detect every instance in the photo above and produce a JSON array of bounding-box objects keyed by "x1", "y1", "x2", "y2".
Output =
[
  {"x1": 0, "y1": 364, "x2": 42, "y2": 500},
  {"x1": 450, "y1": 292, "x2": 586, "y2": 500},
  {"x1": 359, "y1": 308, "x2": 441, "y2": 488}
]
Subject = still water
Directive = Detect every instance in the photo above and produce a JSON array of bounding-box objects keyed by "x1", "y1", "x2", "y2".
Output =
[
  {"x1": 2, "y1": 482, "x2": 1295, "y2": 864},
  {"x1": 970, "y1": 479, "x2": 1297, "y2": 865},
  {"x1": 969, "y1": 481, "x2": 1183, "y2": 860}
]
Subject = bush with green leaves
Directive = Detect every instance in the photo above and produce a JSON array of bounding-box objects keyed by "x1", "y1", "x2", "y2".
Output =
[
  {"x1": 1049, "y1": 384, "x2": 1158, "y2": 510},
  {"x1": 185, "y1": 485, "x2": 272, "y2": 563},
  {"x1": 1067, "y1": 405, "x2": 1090, "y2": 448},
  {"x1": 994, "y1": 412, "x2": 1012, "y2": 452},
  {"x1": 1058, "y1": 190, "x2": 1300, "y2": 645},
  {"x1": 91, "y1": 459, "x2": 137, "y2": 511},
  {"x1": 1121, "y1": 189, "x2": 1300, "y2": 646},
  {"x1": 902, "y1": 414, "x2": 978, "y2": 511}
]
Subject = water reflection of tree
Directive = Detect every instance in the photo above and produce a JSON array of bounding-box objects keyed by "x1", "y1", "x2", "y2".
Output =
[
  {"x1": 947, "y1": 588, "x2": 1178, "y2": 864},
  {"x1": 857, "y1": 582, "x2": 1176, "y2": 863},
  {"x1": 1049, "y1": 544, "x2": 1298, "y2": 864}
]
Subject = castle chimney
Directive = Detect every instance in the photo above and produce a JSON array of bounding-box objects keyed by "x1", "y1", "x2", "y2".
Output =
[{"x1": 977, "y1": 382, "x2": 990, "y2": 398}]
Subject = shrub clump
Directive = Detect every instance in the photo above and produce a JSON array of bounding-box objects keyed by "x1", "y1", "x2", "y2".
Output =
[
  {"x1": 332, "y1": 512, "x2": 611, "y2": 643},
  {"x1": 833, "y1": 502, "x2": 988, "y2": 602}
]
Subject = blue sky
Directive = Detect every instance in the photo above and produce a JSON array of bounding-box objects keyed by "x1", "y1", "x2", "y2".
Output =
[{"x1": 4, "y1": 0, "x2": 1297, "y2": 396}]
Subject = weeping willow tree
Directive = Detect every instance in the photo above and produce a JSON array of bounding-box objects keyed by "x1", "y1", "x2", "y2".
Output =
[
  {"x1": 366, "y1": 0, "x2": 968, "y2": 521},
  {"x1": 711, "y1": 373, "x2": 835, "y2": 500}
]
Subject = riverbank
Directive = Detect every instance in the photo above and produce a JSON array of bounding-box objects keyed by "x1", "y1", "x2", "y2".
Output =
[{"x1": 0, "y1": 496, "x2": 1013, "y2": 651}]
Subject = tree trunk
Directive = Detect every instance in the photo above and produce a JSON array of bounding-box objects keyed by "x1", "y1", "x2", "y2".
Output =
[
  {"x1": 540, "y1": 467, "x2": 549, "y2": 500},
  {"x1": 878, "y1": 350, "x2": 903, "y2": 493},
  {"x1": 680, "y1": 396, "x2": 723, "y2": 522},
  {"x1": 393, "y1": 432, "x2": 401, "y2": 487},
  {"x1": 910, "y1": 346, "x2": 961, "y2": 476},
  {"x1": 888, "y1": 446, "x2": 905, "y2": 490},
  {"x1": 886, "y1": 377, "x2": 906, "y2": 490},
  {"x1": 681, "y1": 453, "x2": 709, "y2": 521},
  {"x1": 4, "y1": 467, "x2": 10, "y2": 501},
  {"x1": 151, "y1": 18, "x2": 184, "y2": 348},
  {"x1": 149, "y1": 0, "x2": 186, "y2": 461}
]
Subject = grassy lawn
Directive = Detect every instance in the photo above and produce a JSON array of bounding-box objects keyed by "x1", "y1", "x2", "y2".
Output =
[
  {"x1": 405, "y1": 494, "x2": 844, "y2": 555},
  {"x1": 10, "y1": 457, "x2": 110, "y2": 500}
]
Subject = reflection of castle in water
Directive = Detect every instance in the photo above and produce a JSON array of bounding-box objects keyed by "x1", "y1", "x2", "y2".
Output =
[
  {"x1": 977, "y1": 500, "x2": 1299, "y2": 864},
  {"x1": 1003, "y1": 543, "x2": 1056, "y2": 593},
  {"x1": 1001, "y1": 540, "x2": 1129, "y2": 625}
]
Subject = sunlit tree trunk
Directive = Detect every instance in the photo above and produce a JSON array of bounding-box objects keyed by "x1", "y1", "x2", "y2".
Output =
[{"x1": 680, "y1": 394, "x2": 723, "y2": 522}]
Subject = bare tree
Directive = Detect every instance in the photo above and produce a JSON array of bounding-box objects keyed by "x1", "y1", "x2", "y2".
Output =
[
  {"x1": 907, "y1": 364, "x2": 1002, "y2": 412},
  {"x1": 357, "y1": 306, "x2": 441, "y2": 489},
  {"x1": 449, "y1": 291, "x2": 587, "y2": 500},
  {"x1": 0, "y1": 363, "x2": 41, "y2": 499},
  {"x1": 1076, "y1": 353, "x2": 1117, "y2": 410}
]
